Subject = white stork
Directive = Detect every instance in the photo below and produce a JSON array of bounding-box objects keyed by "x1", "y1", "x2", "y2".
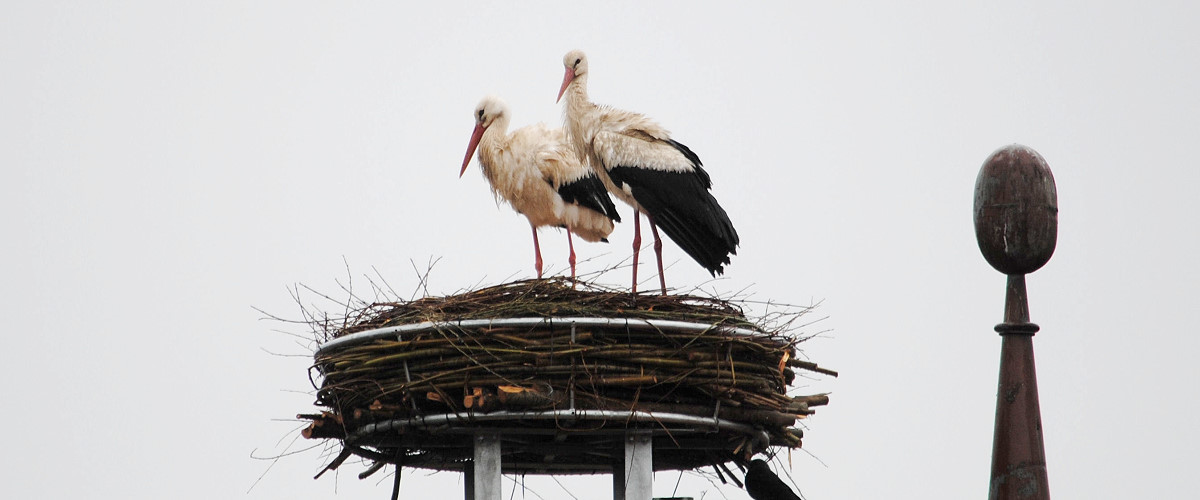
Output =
[
  {"x1": 461, "y1": 95, "x2": 621, "y2": 281},
  {"x1": 556, "y1": 50, "x2": 739, "y2": 295}
]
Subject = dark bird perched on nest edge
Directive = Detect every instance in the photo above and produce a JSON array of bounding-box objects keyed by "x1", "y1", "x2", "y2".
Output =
[{"x1": 744, "y1": 459, "x2": 801, "y2": 500}]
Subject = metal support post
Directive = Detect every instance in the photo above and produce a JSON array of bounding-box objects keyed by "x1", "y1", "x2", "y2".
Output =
[
  {"x1": 620, "y1": 431, "x2": 653, "y2": 500},
  {"x1": 472, "y1": 431, "x2": 501, "y2": 500},
  {"x1": 463, "y1": 461, "x2": 474, "y2": 500},
  {"x1": 612, "y1": 459, "x2": 625, "y2": 500}
]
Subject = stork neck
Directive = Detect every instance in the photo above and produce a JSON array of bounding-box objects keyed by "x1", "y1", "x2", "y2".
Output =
[
  {"x1": 564, "y1": 74, "x2": 591, "y2": 108},
  {"x1": 562, "y1": 78, "x2": 596, "y2": 134},
  {"x1": 481, "y1": 116, "x2": 509, "y2": 147},
  {"x1": 477, "y1": 117, "x2": 510, "y2": 179}
]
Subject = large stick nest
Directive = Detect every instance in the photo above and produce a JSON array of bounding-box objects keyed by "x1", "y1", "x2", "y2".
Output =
[
  {"x1": 298, "y1": 277, "x2": 834, "y2": 475},
  {"x1": 332, "y1": 277, "x2": 756, "y2": 335}
]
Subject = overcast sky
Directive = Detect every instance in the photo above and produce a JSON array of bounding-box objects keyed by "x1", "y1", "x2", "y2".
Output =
[{"x1": 4, "y1": 1, "x2": 1199, "y2": 499}]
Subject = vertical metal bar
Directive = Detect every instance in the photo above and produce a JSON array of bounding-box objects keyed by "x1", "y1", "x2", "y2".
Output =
[
  {"x1": 403, "y1": 360, "x2": 417, "y2": 411},
  {"x1": 473, "y1": 431, "x2": 501, "y2": 500},
  {"x1": 463, "y1": 460, "x2": 474, "y2": 500},
  {"x1": 390, "y1": 464, "x2": 402, "y2": 500},
  {"x1": 570, "y1": 321, "x2": 576, "y2": 411},
  {"x1": 612, "y1": 459, "x2": 625, "y2": 500},
  {"x1": 623, "y1": 431, "x2": 653, "y2": 500}
]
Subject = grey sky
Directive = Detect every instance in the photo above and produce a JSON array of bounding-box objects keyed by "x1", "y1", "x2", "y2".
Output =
[{"x1": 3, "y1": 1, "x2": 1198, "y2": 498}]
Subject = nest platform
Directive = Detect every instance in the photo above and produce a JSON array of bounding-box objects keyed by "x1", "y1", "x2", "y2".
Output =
[{"x1": 299, "y1": 278, "x2": 834, "y2": 477}]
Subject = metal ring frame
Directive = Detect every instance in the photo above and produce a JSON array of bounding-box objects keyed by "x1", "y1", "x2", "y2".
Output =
[
  {"x1": 348, "y1": 409, "x2": 771, "y2": 447},
  {"x1": 317, "y1": 316, "x2": 765, "y2": 356}
]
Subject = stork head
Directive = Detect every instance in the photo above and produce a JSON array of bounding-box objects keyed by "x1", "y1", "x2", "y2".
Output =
[
  {"x1": 461, "y1": 95, "x2": 508, "y2": 177},
  {"x1": 557, "y1": 50, "x2": 588, "y2": 103}
]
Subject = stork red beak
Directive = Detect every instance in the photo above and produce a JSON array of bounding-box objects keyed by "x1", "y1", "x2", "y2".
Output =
[
  {"x1": 460, "y1": 123, "x2": 485, "y2": 177},
  {"x1": 556, "y1": 67, "x2": 575, "y2": 103}
]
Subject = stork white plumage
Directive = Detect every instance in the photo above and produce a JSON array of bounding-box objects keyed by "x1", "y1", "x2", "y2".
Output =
[
  {"x1": 556, "y1": 50, "x2": 739, "y2": 295},
  {"x1": 461, "y1": 95, "x2": 621, "y2": 281}
]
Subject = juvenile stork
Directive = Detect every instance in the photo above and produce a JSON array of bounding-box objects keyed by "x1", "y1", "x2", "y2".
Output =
[
  {"x1": 461, "y1": 95, "x2": 621, "y2": 281},
  {"x1": 556, "y1": 50, "x2": 739, "y2": 295}
]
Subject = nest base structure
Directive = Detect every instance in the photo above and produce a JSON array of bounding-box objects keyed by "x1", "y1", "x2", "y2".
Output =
[
  {"x1": 298, "y1": 279, "x2": 833, "y2": 487},
  {"x1": 342, "y1": 408, "x2": 766, "y2": 474}
]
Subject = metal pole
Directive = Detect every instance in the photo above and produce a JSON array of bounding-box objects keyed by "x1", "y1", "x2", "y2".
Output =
[
  {"x1": 973, "y1": 145, "x2": 1057, "y2": 500},
  {"x1": 472, "y1": 431, "x2": 501, "y2": 500},
  {"x1": 622, "y1": 431, "x2": 653, "y2": 500},
  {"x1": 463, "y1": 461, "x2": 474, "y2": 500},
  {"x1": 613, "y1": 458, "x2": 625, "y2": 500},
  {"x1": 989, "y1": 275, "x2": 1049, "y2": 499}
]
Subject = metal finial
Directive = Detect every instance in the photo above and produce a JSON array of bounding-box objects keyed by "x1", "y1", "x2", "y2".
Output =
[
  {"x1": 975, "y1": 145, "x2": 1055, "y2": 500},
  {"x1": 974, "y1": 144, "x2": 1058, "y2": 276}
]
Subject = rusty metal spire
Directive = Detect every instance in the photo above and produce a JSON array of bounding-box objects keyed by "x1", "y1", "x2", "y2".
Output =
[{"x1": 973, "y1": 144, "x2": 1057, "y2": 500}]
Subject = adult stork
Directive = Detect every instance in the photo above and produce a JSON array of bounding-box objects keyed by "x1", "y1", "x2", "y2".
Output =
[
  {"x1": 461, "y1": 95, "x2": 621, "y2": 281},
  {"x1": 556, "y1": 50, "x2": 739, "y2": 295}
]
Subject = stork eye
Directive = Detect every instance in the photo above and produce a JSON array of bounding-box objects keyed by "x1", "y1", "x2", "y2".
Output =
[{"x1": 574, "y1": 58, "x2": 581, "y2": 67}]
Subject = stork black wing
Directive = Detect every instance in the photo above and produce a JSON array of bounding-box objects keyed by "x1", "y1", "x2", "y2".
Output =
[
  {"x1": 556, "y1": 172, "x2": 622, "y2": 223},
  {"x1": 608, "y1": 141, "x2": 738, "y2": 276}
]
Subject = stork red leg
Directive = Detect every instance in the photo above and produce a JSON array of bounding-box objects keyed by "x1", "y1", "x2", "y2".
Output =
[
  {"x1": 531, "y1": 225, "x2": 544, "y2": 279},
  {"x1": 631, "y1": 212, "x2": 642, "y2": 293},
  {"x1": 647, "y1": 216, "x2": 666, "y2": 295},
  {"x1": 566, "y1": 227, "x2": 577, "y2": 286}
]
